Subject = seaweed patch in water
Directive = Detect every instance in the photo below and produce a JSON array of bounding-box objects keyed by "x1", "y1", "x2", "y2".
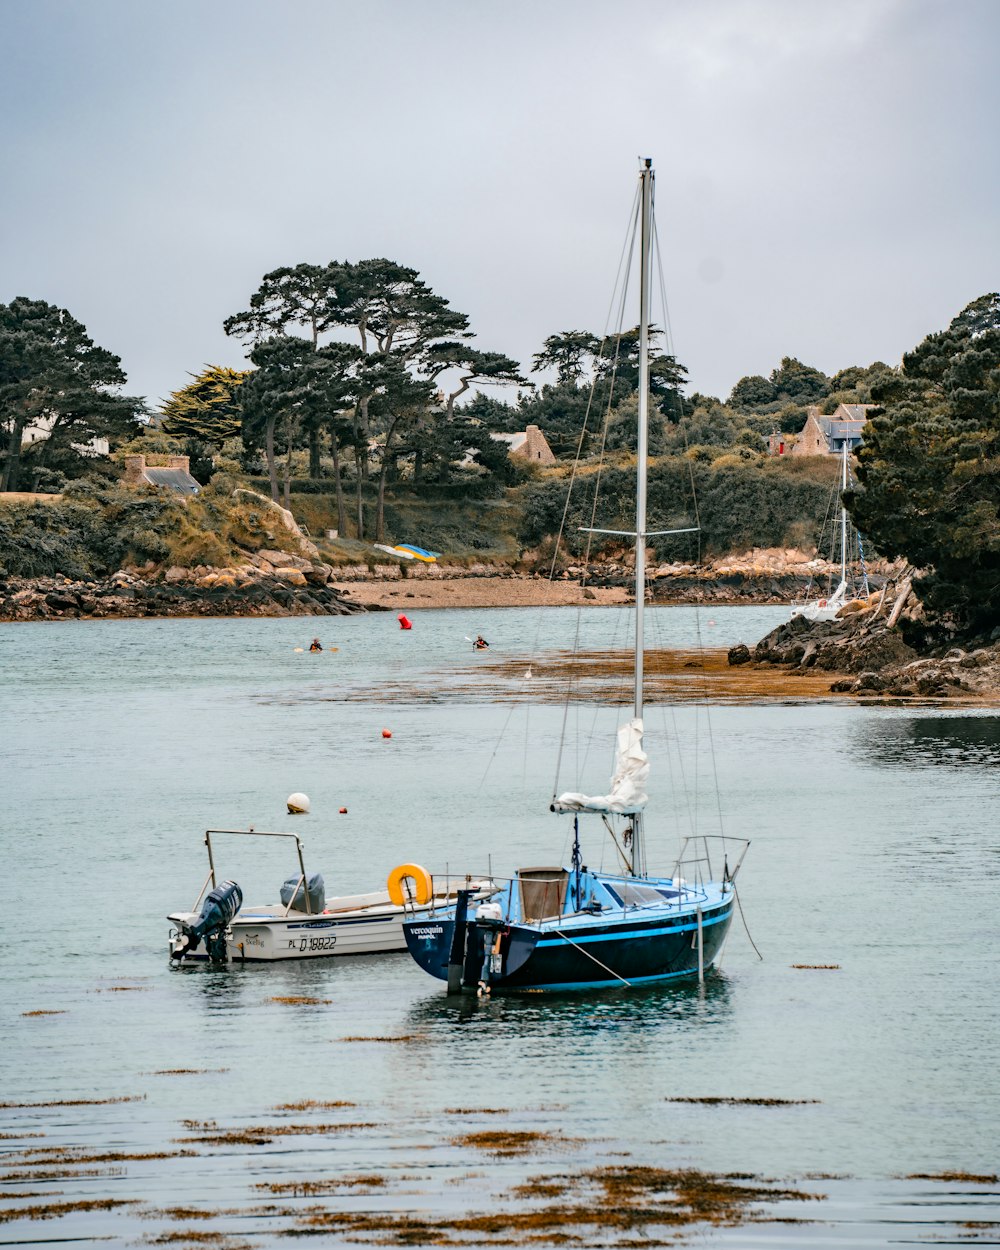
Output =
[
  {"x1": 7, "y1": 1147, "x2": 194, "y2": 1165},
  {"x1": 140, "y1": 1206, "x2": 242, "y2": 1222},
  {"x1": 146, "y1": 1232, "x2": 254, "y2": 1247},
  {"x1": 148, "y1": 1068, "x2": 230, "y2": 1076},
  {"x1": 445, "y1": 1107, "x2": 508, "y2": 1115},
  {"x1": 269, "y1": 995, "x2": 332, "y2": 1005},
  {"x1": 791, "y1": 964, "x2": 841, "y2": 970},
  {"x1": 21, "y1": 1009, "x2": 66, "y2": 1016},
  {"x1": 256, "y1": 1174, "x2": 388, "y2": 1196},
  {"x1": 179, "y1": 1122, "x2": 378, "y2": 1146},
  {"x1": 0, "y1": 1190, "x2": 64, "y2": 1199},
  {"x1": 290, "y1": 1165, "x2": 822, "y2": 1244},
  {"x1": 273, "y1": 1100, "x2": 357, "y2": 1111},
  {"x1": 0, "y1": 1095, "x2": 146, "y2": 1108},
  {"x1": 96, "y1": 984, "x2": 150, "y2": 992},
  {"x1": 906, "y1": 1171, "x2": 999, "y2": 1184},
  {"x1": 339, "y1": 1034, "x2": 424, "y2": 1043},
  {"x1": 665, "y1": 1097, "x2": 820, "y2": 1106},
  {"x1": 452, "y1": 1130, "x2": 556, "y2": 1156},
  {"x1": 0, "y1": 1197, "x2": 137, "y2": 1224}
]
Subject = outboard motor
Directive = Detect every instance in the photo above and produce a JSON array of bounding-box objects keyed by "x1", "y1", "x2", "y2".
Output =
[
  {"x1": 473, "y1": 901, "x2": 505, "y2": 996},
  {"x1": 170, "y1": 880, "x2": 242, "y2": 962}
]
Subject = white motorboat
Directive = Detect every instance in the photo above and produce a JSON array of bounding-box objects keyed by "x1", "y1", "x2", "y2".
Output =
[{"x1": 168, "y1": 828, "x2": 494, "y2": 964}]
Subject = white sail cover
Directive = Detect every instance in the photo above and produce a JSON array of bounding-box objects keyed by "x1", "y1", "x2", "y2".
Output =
[{"x1": 552, "y1": 718, "x2": 649, "y2": 815}]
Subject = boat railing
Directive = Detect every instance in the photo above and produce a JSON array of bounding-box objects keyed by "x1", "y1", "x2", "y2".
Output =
[
  {"x1": 191, "y1": 828, "x2": 314, "y2": 916},
  {"x1": 402, "y1": 870, "x2": 501, "y2": 918},
  {"x1": 673, "y1": 835, "x2": 751, "y2": 893}
]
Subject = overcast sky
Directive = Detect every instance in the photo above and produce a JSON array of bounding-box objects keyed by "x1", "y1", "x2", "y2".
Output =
[{"x1": 2, "y1": 0, "x2": 997, "y2": 409}]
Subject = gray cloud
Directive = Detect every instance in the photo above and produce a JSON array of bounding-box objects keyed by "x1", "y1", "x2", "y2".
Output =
[{"x1": 1, "y1": 0, "x2": 997, "y2": 407}]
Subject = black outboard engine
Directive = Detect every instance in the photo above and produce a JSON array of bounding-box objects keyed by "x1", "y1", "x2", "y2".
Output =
[{"x1": 170, "y1": 880, "x2": 242, "y2": 962}]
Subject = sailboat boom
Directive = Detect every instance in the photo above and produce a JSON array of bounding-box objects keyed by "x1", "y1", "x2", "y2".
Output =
[{"x1": 580, "y1": 526, "x2": 699, "y2": 537}]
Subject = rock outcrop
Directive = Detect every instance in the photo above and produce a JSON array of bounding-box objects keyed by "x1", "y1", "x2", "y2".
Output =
[
  {"x1": 744, "y1": 583, "x2": 1000, "y2": 701},
  {"x1": 0, "y1": 564, "x2": 369, "y2": 622}
]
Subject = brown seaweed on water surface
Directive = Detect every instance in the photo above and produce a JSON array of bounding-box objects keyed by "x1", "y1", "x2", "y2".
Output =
[
  {"x1": 256, "y1": 1174, "x2": 388, "y2": 1196},
  {"x1": 146, "y1": 1233, "x2": 253, "y2": 1247},
  {"x1": 269, "y1": 995, "x2": 332, "y2": 1005},
  {"x1": 339, "y1": 1034, "x2": 424, "y2": 1043},
  {"x1": 0, "y1": 1198, "x2": 137, "y2": 1224},
  {"x1": 290, "y1": 1164, "x2": 822, "y2": 1244},
  {"x1": 273, "y1": 1100, "x2": 357, "y2": 1111},
  {"x1": 148, "y1": 1068, "x2": 230, "y2": 1076},
  {"x1": 452, "y1": 1130, "x2": 558, "y2": 1156},
  {"x1": 665, "y1": 1097, "x2": 820, "y2": 1106},
  {"x1": 906, "y1": 1171, "x2": 999, "y2": 1184},
  {"x1": 0, "y1": 1095, "x2": 145, "y2": 1108},
  {"x1": 178, "y1": 1121, "x2": 378, "y2": 1147}
]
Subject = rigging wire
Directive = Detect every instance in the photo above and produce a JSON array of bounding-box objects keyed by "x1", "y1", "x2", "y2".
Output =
[
  {"x1": 733, "y1": 883, "x2": 764, "y2": 961},
  {"x1": 480, "y1": 183, "x2": 642, "y2": 808},
  {"x1": 551, "y1": 188, "x2": 641, "y2": 802},
  {"x1": 651, "y1": 187, "x2": 730, "y2": 854}
]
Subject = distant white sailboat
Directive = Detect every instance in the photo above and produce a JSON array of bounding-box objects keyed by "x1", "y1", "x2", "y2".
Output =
[{"x1": 790, "y1": 440, "x2": 869, "y2": 622}]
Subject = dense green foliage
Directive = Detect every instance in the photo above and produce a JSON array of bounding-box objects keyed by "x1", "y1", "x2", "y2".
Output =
[
  {"x1": 849, "y1": 294, "x2": 1000, "y2": 635},
  {"x1": 7, "y1": 259, "x2": 996, "y2": 628},
  {"x1": 0, "y1": 297, "x2": 144, "y2": 493},
  {"x1": 518, "y1": 456, "x2": 839, "y2": 560},
  {"x1": 160, "y1": 365, "x2": 249, "y2": 447}
]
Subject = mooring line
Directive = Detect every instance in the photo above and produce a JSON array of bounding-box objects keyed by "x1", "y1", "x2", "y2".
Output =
[{"x1": 552, "y1": 930, "x2": 632, "y2": 988}]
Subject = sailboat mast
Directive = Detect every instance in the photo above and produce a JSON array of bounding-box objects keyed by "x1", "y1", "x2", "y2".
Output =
[
  {"x1": 630, "y1": 158, "x2": 653, "y2": 879},
  {"x1": 840, "y1": 439, "x2": 848, "y2": 586},
  {"x1": 635, "y1": 158, "x2": 653, "y2": 721}
]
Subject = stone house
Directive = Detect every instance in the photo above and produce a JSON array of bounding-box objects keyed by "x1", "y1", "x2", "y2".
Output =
[
  {"x1": 489, "y1": 424, "x2": 556, "y2": 464},
  {"x1": 768, "y1": 403, "x2": 876, "y2": 457},
  {"x1": 123, "y1": 453, "x2": 200, "y2": 494}
]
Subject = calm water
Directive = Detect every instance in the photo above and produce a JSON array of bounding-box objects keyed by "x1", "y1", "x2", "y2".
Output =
[{"x1": 2, "y1": 605, "x2": 998, "y2": 1247}]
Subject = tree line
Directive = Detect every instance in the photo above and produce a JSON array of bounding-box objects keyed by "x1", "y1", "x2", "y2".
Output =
[{"x1": 0, "y1": 266, "x2": 996, "y2": 634}]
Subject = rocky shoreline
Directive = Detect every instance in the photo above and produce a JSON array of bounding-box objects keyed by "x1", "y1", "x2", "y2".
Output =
[
  {"x1": 731, "y1": 582, "x2": 1000, "y2": 703},
  {"x1": 0, "y1": 548, "x2": 362, "y2": 621},
  {"x1": 1, "y1": 546, "x2": 862, "y2": 622}
]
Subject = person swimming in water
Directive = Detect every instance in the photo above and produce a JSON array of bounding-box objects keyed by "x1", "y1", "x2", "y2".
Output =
[{"x1": 309, "y1": 638, "x2": 323, "y2": 652}]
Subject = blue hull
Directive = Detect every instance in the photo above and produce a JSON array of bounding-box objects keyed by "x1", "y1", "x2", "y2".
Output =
[{"x1": 403, "y1": 899, "x2": 733, "y2": 992}]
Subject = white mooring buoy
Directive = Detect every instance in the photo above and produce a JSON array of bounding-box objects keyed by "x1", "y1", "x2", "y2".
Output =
[{"x1": 287, "y1": 792, "x2": 310, "y2": 815}]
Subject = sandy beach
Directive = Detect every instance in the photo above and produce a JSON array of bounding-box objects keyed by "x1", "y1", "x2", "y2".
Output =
[{"x1": 334, "y1": 576, "x2": 630, "y2": 611}]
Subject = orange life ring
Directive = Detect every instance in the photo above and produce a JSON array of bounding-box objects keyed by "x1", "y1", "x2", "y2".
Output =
[
  {"x1": 387, "y1": 862, "x2": 433, "y2": 906},
  {"x1": 818, "y1": 599, "x2": 827, "y2": 608}
]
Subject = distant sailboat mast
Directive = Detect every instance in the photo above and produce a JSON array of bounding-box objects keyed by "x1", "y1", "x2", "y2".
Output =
[{"x1": 839, "y1": 438, "x2": 849, "y2": 591}]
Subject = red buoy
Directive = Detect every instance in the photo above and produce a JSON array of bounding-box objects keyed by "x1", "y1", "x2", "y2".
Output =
[
  {"x1": 381, "y1": 729, "x2": 392, "y2": 739},
  {"x1": 397, "y1": 613, "x2": 412, "y2": 630},
  {"x1": 339, "y1": 806, "x2": 348, "y2": 814}
]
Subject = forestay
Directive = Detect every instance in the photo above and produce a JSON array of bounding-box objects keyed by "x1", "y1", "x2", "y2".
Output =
[{"x1": 552, "y1": 718, "x2": 649, "y2": 815}]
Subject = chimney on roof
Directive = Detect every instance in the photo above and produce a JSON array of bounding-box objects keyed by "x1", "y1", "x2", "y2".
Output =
[
  {"x1": 166, "y1": 455, "x2": 190, "y2": 471},
  {"x1": 123, "y1": 454, "x2": 146, "y2": 484}
]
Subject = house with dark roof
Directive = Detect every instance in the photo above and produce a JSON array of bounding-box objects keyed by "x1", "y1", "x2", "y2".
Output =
[
  {"x1": 123, "y1": 454, "x2": 200, "y2": 494},
  {"x1": 768, "y1": 404, "x2": 876, "y2": 457}
]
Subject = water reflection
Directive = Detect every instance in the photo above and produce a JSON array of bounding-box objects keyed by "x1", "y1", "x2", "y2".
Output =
[
  {"x1": 856, "y1": 713, "x2": 1000, "y2": 771},
  {"x1": 406, "y1": 972, "x2": 734, "y2": 1041}
]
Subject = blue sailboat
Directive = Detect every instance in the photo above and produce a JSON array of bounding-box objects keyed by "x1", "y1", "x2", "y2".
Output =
[{"x1": 403, "y1": 160, "x2": 749, "y2": 994}]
